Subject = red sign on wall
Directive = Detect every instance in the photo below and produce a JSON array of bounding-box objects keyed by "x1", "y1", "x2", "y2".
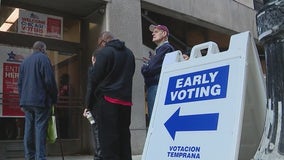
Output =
[
  {"x1": 46, "y1": 17, "x2": 62, "y2": 38},
  {"x1": 2, "y1": 63, "x2": 24, "y2": 117}
]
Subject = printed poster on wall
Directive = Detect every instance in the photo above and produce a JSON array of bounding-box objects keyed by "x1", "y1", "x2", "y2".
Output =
[
  {"x1": 0, "y1": 44, "x2": 31, "y2": 117},
  {"x1": 18, "y1": 9, "x2": 63, "y2": 40}
]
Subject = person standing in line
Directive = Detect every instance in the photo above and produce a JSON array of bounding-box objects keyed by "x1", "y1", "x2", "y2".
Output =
[
  {"x1": 182, "y1": 50, "x2": 191, "y2": 61},
  {"x1": 83, "y1": 50, "x2": 103, "y2": 160},
  {"x1": 141, "y1": 24, "x2": 175, "y2": 121},
  {"x1": 18, "y1": 41, "x2": 58, "y2": 160},
  {"x1": 84, "y1": 31, "x2": 135, "y2": 160}
]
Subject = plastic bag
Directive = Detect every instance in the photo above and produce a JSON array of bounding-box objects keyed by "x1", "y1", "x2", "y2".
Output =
[{"x1": 47, "y1": 106, "x2": 57, "y2": 143}]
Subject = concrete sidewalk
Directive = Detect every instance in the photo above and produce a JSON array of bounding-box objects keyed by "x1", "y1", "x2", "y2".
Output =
[
  {"x1": 49, "y1": 155, "x2": 142, "y2": 160},
  {"x1": 10, "y1": 155, "x2": 142, "y2": 160}
]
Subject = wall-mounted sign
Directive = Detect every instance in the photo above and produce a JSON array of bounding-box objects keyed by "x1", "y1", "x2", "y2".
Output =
[
  {"x1": 0, "y1": 44, "x2": 31, "y2": 117},
  {"x1": 18, "y1": 9, "x2": 63, "y2": 40}
]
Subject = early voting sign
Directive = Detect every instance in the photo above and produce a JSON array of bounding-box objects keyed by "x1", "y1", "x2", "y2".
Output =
[{"x1": 142, "y1": 32, "x2": 266, "y2": 160}]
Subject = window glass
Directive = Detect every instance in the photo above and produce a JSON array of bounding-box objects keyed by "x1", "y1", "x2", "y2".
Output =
[
  {"x1": 0, "y1": 44, "x2": 81, "y2": 140},
  {"x1": 49, "y1": 51, "x2": 82, "y2": 139}
]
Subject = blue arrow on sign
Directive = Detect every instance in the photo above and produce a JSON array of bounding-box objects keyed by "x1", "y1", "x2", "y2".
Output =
[{"x1": 164, "y1": 108, "x2": 219, "y2": 140}]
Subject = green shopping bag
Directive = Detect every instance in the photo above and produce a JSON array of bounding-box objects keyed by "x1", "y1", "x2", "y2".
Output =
[{"x1": 47, "y1": 105, "x2": 57, "y2": 143}]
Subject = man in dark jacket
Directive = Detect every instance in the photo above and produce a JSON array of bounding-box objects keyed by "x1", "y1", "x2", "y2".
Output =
[
  {"x1": 85, "y1": 51, "x2": 103, "y2": 160},
  {"x1": 84, "y1": 31, "x2": 135, "y2": 160},
  {"x1": 141, "y1": 24, "x2": 175, "y2": 121},
  {"x1": 18, "y1": 41, "x2": 58, "y2": 160}
]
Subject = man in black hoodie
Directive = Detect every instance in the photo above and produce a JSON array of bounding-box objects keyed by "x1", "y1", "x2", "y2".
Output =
[{"x1": 84, "y1": 31, "x2": 135, "y2": 160}]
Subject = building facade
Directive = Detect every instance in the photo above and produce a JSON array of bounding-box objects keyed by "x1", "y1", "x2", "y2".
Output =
[{"x1": 0, "y1": 0, "x2": 263, "y2": 159}]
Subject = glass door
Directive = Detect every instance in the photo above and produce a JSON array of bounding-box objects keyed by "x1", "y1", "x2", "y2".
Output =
[
  {"x1": 47, "y1": 50, "x2": 83, "y2": 155},
  {"x1": 0, "y1": 46, "x2": 84, "y2": 157}
]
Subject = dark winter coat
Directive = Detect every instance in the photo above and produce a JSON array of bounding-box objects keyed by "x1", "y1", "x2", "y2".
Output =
[
  {"x1": 141, "y1": 42, "x2": 175, "y2": 87},
  {"x1": 85, "y1": 39, "x2": 135, "y2": 109},
  {"x1": 18, "y1": 51, "x2": 58, "y2": 107}
]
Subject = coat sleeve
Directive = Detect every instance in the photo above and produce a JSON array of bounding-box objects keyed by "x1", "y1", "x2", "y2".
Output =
[
  {"x1": 42, "y1": 58, "x2": 58, "y2": 104},
  {"x1": 141, "y1": 44, "x2": 174, "y2": 77},
  {"x1": 17, "y1": 63, "x2": 24, "y2": 99},
  {"x1": 85, "y1": 66, "x2": 95, "y2": 109},
  {"x1": 85, "y1": 52, "x2": 108, "y2": 108}
]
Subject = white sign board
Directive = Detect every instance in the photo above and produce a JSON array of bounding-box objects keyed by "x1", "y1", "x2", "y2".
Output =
[
  {"x1": 18, "y1": 9, "x2": 63, "y2": 40},
  {"x1": 142, "y1": 32, "x2": 266, "y2": 160}
]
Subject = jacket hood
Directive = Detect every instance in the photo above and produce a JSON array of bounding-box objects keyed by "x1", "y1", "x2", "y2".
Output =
[{"x1": 106, "y1": 39, "x2": 125, "y2": 50}]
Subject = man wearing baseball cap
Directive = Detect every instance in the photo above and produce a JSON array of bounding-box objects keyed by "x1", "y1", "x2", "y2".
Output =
[{"x1": 141, "y1": 24, "x2": 175, "y2": 121}]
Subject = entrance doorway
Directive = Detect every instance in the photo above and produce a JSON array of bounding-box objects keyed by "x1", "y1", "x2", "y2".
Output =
[{"x1": 0, "y1": 44, "x2": 83, "y2": 158}]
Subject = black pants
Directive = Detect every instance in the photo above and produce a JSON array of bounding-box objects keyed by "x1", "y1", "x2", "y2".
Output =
[
  {"x1": 95, "y1": 98, "x2": 132, "y2": 160},
  {"x1": 90, "y1": 117, "x2": 103, "y2": 160}
]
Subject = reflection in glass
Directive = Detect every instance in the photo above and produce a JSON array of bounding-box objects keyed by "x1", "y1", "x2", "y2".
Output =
[{"x1": 0, "y1": 49, "x2": 82, "y2": 140}]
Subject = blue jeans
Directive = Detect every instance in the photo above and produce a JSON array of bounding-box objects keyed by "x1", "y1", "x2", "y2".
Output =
[
  {"x1": 23, "y1": 106, "x2": 50, "y2": 160},
  {"x1": 146, "y1": 85, "x2": 158, "y2": 120}
]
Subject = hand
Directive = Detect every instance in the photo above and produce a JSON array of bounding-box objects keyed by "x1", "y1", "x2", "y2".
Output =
[
  {"x1": 83, "y1": 108, "x2": 88, "y2": 117},
  {"x1": 142, "y1": 57, "x2": 149, "y2": 64}
]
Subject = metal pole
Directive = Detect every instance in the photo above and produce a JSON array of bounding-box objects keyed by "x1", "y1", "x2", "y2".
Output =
[{"x1": 253, "y1": 0, "x2": 284, "y2": 159}]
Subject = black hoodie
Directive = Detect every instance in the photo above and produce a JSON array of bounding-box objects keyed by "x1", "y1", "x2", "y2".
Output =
[{"x1": 85, "y1": 39, "x2": 135, "y2": 109}]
